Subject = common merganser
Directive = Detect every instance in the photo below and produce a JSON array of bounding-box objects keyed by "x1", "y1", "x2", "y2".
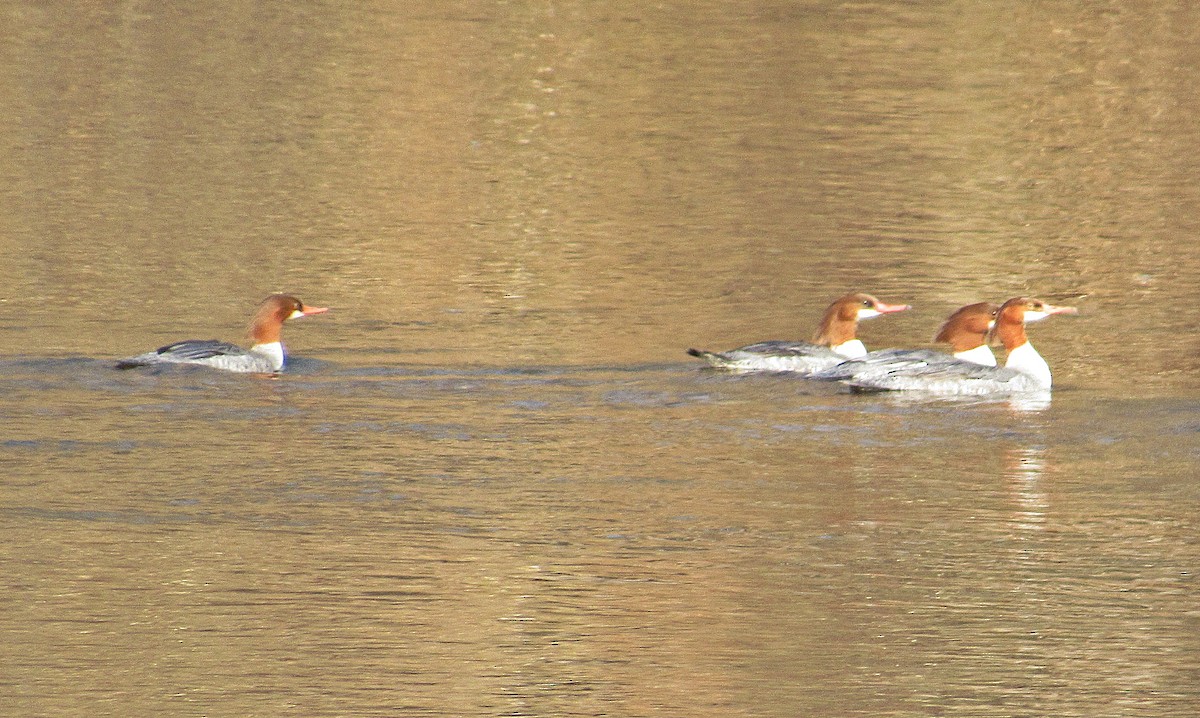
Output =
[
  {"x1": 686, "y1": 292, "x2": 911, "y2": 374},
  {"x1": 116, "y1": 294, "x2": 329, "y2": 373},
  {"x1": 844, "y1": 297, "x2": 1077, "y2": 394},
  {"x1": 811, "y1": 301, "x2": 999, "y2": 383}
]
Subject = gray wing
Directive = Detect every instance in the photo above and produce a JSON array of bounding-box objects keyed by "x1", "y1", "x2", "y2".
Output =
[
  {"x1": 686, "y1": 340, "x2": 842, "y2": 372},
  {"x1": 116, "y1": 339, "x2": 253, "y2": 369},
  {"x1": 848, "y1": 360, "x2": 1030, "y2": 394},
  {"x1": 813, "y1": 348, "x2": 956, "y2": 381},
  {"x1": 727, "y1": 341, "x2": 838, "y2": 358},
  {"x1": 154, "y1": 339, "x2": 249, "y2": 361}
]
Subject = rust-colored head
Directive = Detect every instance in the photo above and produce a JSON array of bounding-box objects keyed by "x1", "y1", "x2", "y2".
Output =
[
  {"x1": 247, "y1": 294, "x2": 329, "y2": 345},
  {"x1": 933, "y1": 302, "x2": 999, "y2": 352},
  {"x1": 987, "y1": 297, "x2": 1077, "y2": 350},
  {"x1": 812, "y1": 292, "x2": 910, "y2": 346}
]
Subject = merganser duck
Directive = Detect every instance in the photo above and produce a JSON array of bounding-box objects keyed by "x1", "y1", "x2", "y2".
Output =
[
  {"x1": 686, "y1": 292, "x2": 911, "y2": 374},
  {"x1": 116, "y1": 294, "x2": 329, "y2": 373},
  {"x1": 844, "y1": 297, "x2": 1077, "y2": 394},
  {"x1": 811, "y1": 301, "x2": 999, "y2": 382}
]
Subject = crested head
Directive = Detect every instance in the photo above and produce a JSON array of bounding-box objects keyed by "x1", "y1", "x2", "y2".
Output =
[
  {"x1": 813, "y1": 292, "x2": 910, "y2": 346},
  {"x1": 933, "y1": 302, "x2": 998, "y2": 352},
  {"x1": 987, "y1": 297, "x2": 1076, "y2": 351},
  {"x1": 248, "y1": 294, "x2": 329, "y2": 345}
]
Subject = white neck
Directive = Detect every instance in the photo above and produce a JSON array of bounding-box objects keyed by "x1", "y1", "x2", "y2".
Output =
[
  {"x1": 832, "y1": 339, "x2": 867, "y2": 358},
  {"x1": 1005, "y1": 341, "x2": 1051, "y2": 388},
  {"x1": 250, "y1": 342, "x2": 286, "y2": 371},
  {"x1": 953, "y1": 344, "x2": 997, "y2": 366}
]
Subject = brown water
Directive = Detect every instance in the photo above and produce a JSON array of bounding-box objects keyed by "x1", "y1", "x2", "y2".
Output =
[{"x1": 2, "y1": 2, "x2": 1198, "y2": 717}]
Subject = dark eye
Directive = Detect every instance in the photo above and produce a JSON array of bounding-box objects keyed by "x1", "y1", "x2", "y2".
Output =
[{"x1": 861, "y1": 299, "x2": 873, "y2": 307}]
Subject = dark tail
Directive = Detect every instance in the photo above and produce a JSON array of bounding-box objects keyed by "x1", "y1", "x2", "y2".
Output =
[{"x1": 114, "y1": 352, "x2": 155, "y2": 369}]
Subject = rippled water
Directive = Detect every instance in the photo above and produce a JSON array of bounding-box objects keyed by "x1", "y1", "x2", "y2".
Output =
[{"x1": 2, "y1": 2, "x2": 1199, "y2": 717}]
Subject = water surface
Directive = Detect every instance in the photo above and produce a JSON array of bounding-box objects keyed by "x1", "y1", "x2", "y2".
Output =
[{"x1": 1, "y1": 2, "x2": 1198, "y2": 717}]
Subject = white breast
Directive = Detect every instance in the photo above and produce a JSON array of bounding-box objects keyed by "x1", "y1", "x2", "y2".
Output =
[
  {"x1": 952, "y1": 344, "x2": 998, "y2": 367},
  {"x1": 1005, "y1": 342, "x2": 1052, "y2": 388},
  {"x1": 832, "y1": 339, "x2": 867, "y2": 359},
  {"x1": 249, "y1": 342, "x2": 286, "y2": 372}
]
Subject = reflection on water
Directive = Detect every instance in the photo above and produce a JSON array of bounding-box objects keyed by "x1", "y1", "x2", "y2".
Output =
[
  {"x1": 3, "y1": 360, "x2": 1198, "y2": 716},
  {"x1": 1007, "y1": 445, "x2": 1048, "y2": 533},
  {"x1": 2, "y1": 1, "x2": 1200, "y2": 717}
]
